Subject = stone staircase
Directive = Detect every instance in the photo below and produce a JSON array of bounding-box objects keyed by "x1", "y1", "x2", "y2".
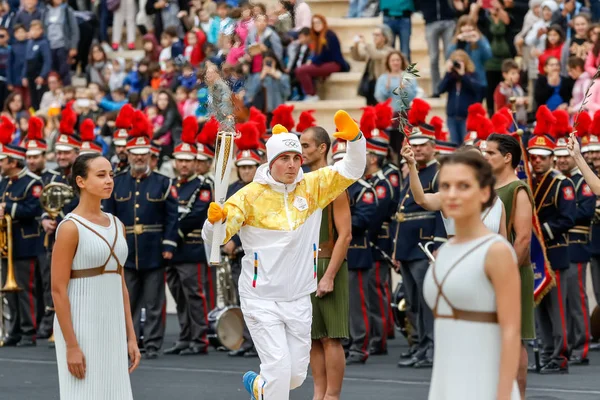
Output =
[{"x1": 287, "y1": 5, "x2": 447, "y2": 133}]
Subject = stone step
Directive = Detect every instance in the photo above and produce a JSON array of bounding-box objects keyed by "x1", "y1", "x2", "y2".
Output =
[
  {"x1": 306, "y1": 0, "x2": 352, "y2": 17},
  {"x1": 288, "y1": 96, "x2": 446, "y2": 133},
  {"x1": 317, "y1": 69, "x2": 433, "y2": 101}
]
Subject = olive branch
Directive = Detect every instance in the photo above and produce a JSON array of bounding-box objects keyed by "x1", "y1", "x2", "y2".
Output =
[{"x1": 392, "y1": 62, "x2": 420, "y2": 135}]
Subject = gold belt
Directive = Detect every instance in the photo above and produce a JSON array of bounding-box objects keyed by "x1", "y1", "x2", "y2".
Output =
[
  {"x1": 394, "y1": 211, "x2": 436, "y2": 223},
  {"x1": 125, "y1": 224, "x2": 164, "y2": 235}
]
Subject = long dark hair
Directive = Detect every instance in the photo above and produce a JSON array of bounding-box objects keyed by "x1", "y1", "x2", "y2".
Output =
[{"x1": 70, "y1": 153, "x2": 103, "y2": 195}]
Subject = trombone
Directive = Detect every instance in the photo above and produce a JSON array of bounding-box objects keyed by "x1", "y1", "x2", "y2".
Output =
[{"x1": 0, "y1": 214, "x2": 23, "y2": 346}]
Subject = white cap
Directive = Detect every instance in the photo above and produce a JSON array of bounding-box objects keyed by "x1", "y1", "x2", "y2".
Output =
[{"x1": 266, "y1": 132, "x2": 302, "y2": 166}]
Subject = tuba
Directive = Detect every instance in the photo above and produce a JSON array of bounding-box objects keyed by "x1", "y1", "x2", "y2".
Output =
[
  {"x1": 207, "y1": 255, "x2": 245, "y2": 351},
  {"x1": 39, "y1": 182, "x2": 74, "y2": 345},
  {"x1": 0, "y1": 214, "x2": 22, "y2": 346}
]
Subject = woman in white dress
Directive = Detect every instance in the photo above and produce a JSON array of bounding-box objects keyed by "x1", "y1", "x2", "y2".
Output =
[
  {"x1": 424, "y1": 151, "x2": 521, "y2": 399},
  {"x1": 401, "y1": 144, "x2": 507, "y2": 237},
  {"x1": 51, "y1": 154, "x2": 140, "y2": 399}
]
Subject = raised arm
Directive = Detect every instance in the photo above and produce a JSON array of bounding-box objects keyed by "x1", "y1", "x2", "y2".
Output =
[
  {"x1": 485, "y1": 241, "x2": 521, "y2": 400},
  {"x1": 51, "y1": 220, "x2": 85, "y2": 380},
  {"x1": 512, "y1": 188, "x2": 533, "y2": 267},
  {"x1": 569, "y1": 132, "x2": 600, "y2": 195},
  {"x1": 401, "y1": 144, "x2": 441, "y2": 211}
]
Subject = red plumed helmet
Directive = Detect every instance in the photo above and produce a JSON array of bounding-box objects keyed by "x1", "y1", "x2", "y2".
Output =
[
  {"x1": 130, "y1": 110, "x2": 150, "y2": 137},
  {"x1": 115, "y1": 104, "x2": 135, "y2": 130},
  {"x1": 533, "y1": 106, "x2": 556, "y2": 136},
  {"x1": 197, "y1": 116, "x2": 219, "y2": 146},
  {"x1": 468, "y1": 103, "x2": 487, "y2": 118},
  {"x1": 491, "y1": 113, "x2": 510, "y2": 136},
  {"x1": 249, "y1": 107, "x2": 267, "y2": 135},
  {"x1": 430, "y1": 116, "x2": 447, "y2": 141},
  {"x1": 550, "y1": 110, "x2": 571, "y2": 138},
  {"x1": 591, "y1": 110, "x2": 600, "y2": 136},
  {"x1": 479, "y1": 117, "x2": 494, "y2": 140},
  {"x1": 407, "y1": 98, "x2": 430, "y2": 126},
  {"x1": 181, "y1": 116, "x2": 198, "y2": 145},
  {"x1": 80, "y1": 119, "x2": 95, "y2": 142},
  {"x1": 375, "y1": 99, "x2": 393, "y2": 130},
  {"x1": 497, "y1": 107, "x2": 513, "y2": 127},
  {"x1": 296, "y1": 110, "x2": 317, "y2": 133},
  {"x1": 59, "y1": 107, "x2": 77, "y2": 135},
  {"x1": 574, "y1": 112, "x2": 592, "y2": 137},
  {"x1": 0, "y1": 116, "x2": 14, "y2": 145},
  {"x1": 270, "y1": 104, "x2": 295, "y2": 131},
  {"x1": 28, "y1": 116, "x2": 44, "y2": 141},
  {"x1": 235, "y1": 121, "x2": 260, "y2": 150},
  {"x1": 360, "y1": 107, "x2": 377, "y2": 138}
]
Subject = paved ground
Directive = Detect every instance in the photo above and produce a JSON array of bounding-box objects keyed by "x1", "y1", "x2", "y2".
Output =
[{"x1": 1, "y1": 316, "x2": 600, "y2": 399}]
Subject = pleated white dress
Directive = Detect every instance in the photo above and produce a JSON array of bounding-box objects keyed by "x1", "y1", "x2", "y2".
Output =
[
  {"x1": 53, "y1": 212, "x2": 133, "y2": 400},
  {"x1": 424, "y1": 234, "x2": 520, "y2": 400}
]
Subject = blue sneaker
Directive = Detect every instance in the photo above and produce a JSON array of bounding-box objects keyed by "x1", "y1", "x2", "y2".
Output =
[{"x1": 243, "y1": 371, "x2": 259, "y2": 399}]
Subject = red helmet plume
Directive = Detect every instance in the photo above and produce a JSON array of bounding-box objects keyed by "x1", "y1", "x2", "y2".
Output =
[
  {"x1": 430, "y1": 116, "x2": 447, "y2": 141},
  {"x1": 360, "y1": 107, "x2": 377, "y2": 138},
  {"x1": 249, "y1": 106, "x2": 267, "y2": 135},
  {"x1": 407, "y1": 98, "x2": 430, "y2": 126},
  {"x1": 533, "y1": 106, "x2": 556, "y2": 136},
  {"x1": 129, "y1": 110, "x2": 150, "y2": 137},
  {"x1": 490, "y1": 113, "x2": 510, "y2": 137},
  {"x1": 197, "y1": 116, "x2": 219, "y2": 146},
  {"x1": 115, "y1": 104, "x2": 135, "y2": 130},
  {"x1": 296, "y1": 110, "x2": 317, "y2": 133},
  {"x1": 235, "y1": 121, "x2": 260, "y2": 150},
  {"x1": 182, "y1": 116, "x2": 198, "y2": 145},
  {"x1": 270, "y1": 104, "x2": 295, "y2": 131},
  {"x1": 59, "y1": 107, "x2": 77, "y2": 135},
  {"x1": 0, "y1": 116, "x2": 14, "y2": 145},
  {"x1": 375, "y1": 99, "x2": 393, "y2": 130},
  {"x1": 28, "y1": 116, "x2": 44, "y2": 141},
  {"x1": 574, "y1": 112, "x2": 592, "y2": 137},
  {"x1": 80, "y1": 118, "x2": 96, "y2": 142},
  {"x1": 550, "y1": 110, "x2": 571, "y2": 139}
]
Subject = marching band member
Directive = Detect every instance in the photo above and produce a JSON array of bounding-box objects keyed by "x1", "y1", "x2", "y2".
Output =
[
  {"x1": 102, "y1": 110, "x2": 179, "y2": 360},
  {"x1": 0, "y1": 117, "x2": 44, "y2": 347},
  {"x1": 202, "y1": 111, "x2": 366, "y2": 400},
  {"x1": 360, "y1": 109, "x2": 396, "y2": 356},
  {"x1": 393, "y1": 99, "x2": 441, "y2": 368},
  {"x1": 528, "y1": 107, "x2": 575, "y2": 374},
  {"x1": 164, "y1": 117, "x2": 212, "y2": 356},
  {"x1": 552, "y1": 112, "x2": 594, "y2": 366},
  {"x1": 24, "y1": 116, "x2": 62, "y2": 338}
]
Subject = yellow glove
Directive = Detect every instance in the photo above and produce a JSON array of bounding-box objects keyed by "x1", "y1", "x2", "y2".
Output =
[
  {"x1": 208, "y1": 202, "x2": 227, "y2": 224},
  {"x1": 333, "y1": 110, "x2": 361, "y2": 141},
  {"x1": 272, "y1": 124, "x2": 288, "y2": 134}
]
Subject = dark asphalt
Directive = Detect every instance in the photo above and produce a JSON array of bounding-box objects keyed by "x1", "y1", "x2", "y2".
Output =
[{"x1": 1, "y1": 315, "x2": 600, "y2": 399}]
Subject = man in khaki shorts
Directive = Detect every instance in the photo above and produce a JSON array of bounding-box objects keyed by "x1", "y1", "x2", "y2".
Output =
[{"x1": 301, "y1": 127, "x2": 351, "y2": 400}]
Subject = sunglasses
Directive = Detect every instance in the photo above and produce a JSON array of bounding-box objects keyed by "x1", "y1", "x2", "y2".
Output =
[{"x1": 529, "y1": 154, "x2": 549, "y2": 161}]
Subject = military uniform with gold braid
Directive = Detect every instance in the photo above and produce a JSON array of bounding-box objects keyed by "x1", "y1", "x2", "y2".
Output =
[
  {"x1": 527, "y1": 111, "x2": 576, "y2": 374},
  {"x1": 164, "y1": 117, "x2": 212, "y2": 356},
  {"x1": 102, "y1": 111, "x2": 179, "y2": 358},
  {"x1": 0, "y1": 117, "x2": 44, "y2": 347}
]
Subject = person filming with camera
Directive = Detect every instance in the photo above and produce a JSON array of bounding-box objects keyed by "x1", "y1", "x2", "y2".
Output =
[{"x1": 437, "y1": 49, "x2": 485, "y2": 144}]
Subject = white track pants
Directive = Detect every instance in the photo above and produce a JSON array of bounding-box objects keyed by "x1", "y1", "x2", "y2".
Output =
[{"x1": 240, "y1": 295, "x2": 312, "y2": 400}]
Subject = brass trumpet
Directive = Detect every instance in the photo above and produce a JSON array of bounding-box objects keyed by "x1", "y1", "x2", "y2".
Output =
[{"x1": 0, "y1": 214, "x2": 22, "y2": 346}]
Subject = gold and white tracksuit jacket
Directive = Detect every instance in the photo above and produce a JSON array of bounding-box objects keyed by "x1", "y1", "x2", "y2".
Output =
[{"x1": 202, "y1": 135, "x2": 366, "y2": 302}]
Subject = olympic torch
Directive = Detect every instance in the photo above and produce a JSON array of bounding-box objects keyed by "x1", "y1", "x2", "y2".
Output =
[{"x1": 209, "y1": 130, "x2": 237, "y2": 265}]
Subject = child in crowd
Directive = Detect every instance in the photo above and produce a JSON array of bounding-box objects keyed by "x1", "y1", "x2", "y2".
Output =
[
  {"x1": 108, "y1": 57, "x2": 127, "y2": 92},
  {"x1": 178, "y1": 63, "x2": 197, "y2": 89},
  {"x1": 537, "y1": 24, "x2": 565, "y2": 75},
  {"x1": 166, "y1": 26, "x2": 184, "y2": 59},
  {"x1": 8, "y1": 24, "x2": 28, "y2": 107},
  {"x1": 160, "y1": 59, "x2": 177, "y2": 89},
  {"x1": 224, "y1": 33, "x2": 245, "y2": 65},
  {"x1": 197, "y1": 8, "x2": 219, "y2": 45},
  {"x1": 43, "y1": 0, "x2": 79, "y2": 86},
  {"x1": 123, "y1": 58, "x2": 151, "y2": 95},
  {"x1": 494, "y1": 59, "x2": 528, "y2": 125},
  {"x1": 235, "y1": 2, "x2": 253, "y2": 43},
  {"x1": 184, "y1": 29, "x2": 206, "y2": 66},
  {"x1": 568, "y1": 56, "x2": 600, "y2": 115},
  {"x1": 23, "y1": 20, "x2": 51, "y2": 110},
  {"x1": 159, "y1": 31, "x2": 173, "y2": 71}
]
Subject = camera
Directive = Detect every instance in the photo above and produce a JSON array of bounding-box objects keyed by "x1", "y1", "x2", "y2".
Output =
[
  {"x1": 265, "y1": 60, "x2": 273, "y2": 67},
  {"x1": 452, "y1": 60, "x2": 461, "y2": 69}
]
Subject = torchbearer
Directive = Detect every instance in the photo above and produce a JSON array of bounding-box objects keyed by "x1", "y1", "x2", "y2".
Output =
[{"x1": 202, "y1": 111, "x2": 366, "y2": 400}]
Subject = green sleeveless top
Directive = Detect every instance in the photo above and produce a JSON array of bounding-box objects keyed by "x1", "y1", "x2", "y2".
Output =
[
  {"x1": 319, "y1": 202, "x2": 338, "y2": 259},
  {"x1": 496, "y1": 179, "x2": 534, "y2": 245}
]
